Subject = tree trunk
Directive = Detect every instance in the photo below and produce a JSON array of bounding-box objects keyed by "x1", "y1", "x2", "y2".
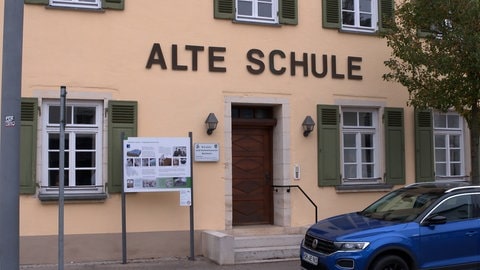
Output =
[{"x1": 469, "y1": 104, "x2": 480, "y2": 185}]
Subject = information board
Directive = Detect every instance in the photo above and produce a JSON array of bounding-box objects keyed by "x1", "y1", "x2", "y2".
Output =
[{"x1": 123, "y1": 137, "x2": 191, "y2": 194}]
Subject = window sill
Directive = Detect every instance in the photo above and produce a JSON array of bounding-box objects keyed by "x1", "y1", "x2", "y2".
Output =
[
  {"x1": 335, "y1": 184, "x2": 393, "y2": 193},
  {"x1": 38, "y1": 192, "x2": 107, "y2": 202},
  {"x1": 232, "y1": 20, "x2": 282, "y2": 27},
  {"x1": 338, "y1": 29, "x2": 379, "y2": 36},
  {"x1": 45, "y1": 5, "x2": 106, "y2": 13}
]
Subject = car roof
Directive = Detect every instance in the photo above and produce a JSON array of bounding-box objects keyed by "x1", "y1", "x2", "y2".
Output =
[{"x1": 404, "y1": 181, "x2": 480, "y2": 194}]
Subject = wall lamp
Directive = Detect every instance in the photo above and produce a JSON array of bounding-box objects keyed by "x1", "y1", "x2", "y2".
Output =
[
  {"x1": 205, "y1": 113, "x2": 218, "y2": 135},
  {"x1": 302, "y1": 116, "x2": 315, "y2": 137}
]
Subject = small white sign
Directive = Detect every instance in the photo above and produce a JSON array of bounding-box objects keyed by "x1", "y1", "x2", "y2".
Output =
[
  {"x1": 180, "y1": 189, "x2": 192, "y2": 206},
  {"x1": 194, "y1": 143, "x2": 219, "y2": 162}
]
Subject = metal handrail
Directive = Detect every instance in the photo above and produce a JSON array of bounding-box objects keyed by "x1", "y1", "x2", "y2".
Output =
[{"x1": 272, "y1": 185, "x2": 318, "y2": 223}]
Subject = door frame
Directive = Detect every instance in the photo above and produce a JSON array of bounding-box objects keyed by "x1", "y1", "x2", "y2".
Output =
[{"x1": 223, "y1": 96, "x2": 291, "y2": 230}]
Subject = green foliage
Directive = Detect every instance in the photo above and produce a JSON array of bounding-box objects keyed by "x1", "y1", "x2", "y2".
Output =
[
  {"x1": 383, "y1": 0, "x2": 480, "y2": 184},
  {"x1": 383, "y1": 0, "x2": 480, "y2": 122}
]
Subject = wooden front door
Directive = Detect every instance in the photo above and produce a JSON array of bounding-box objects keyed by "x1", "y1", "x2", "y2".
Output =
[{"x1": 232, "y1": 125, "x2": 273, "y2": 225}]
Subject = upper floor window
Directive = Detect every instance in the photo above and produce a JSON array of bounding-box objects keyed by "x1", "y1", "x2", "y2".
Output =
[
  {"x1": 433, "y1": 112, "x2": 464, "y2": 178},
  {"x1": 214, "y1": 0, "x2": 298, "y2": 26},
  {"x1": 341, "y1": 0, "x2": 378, "y2": 32},
  {"x1": 236, "y1": 0, "x2": 278, "y2": 24},
  {"x1": 323, "y1": 0, "x2": 393, "y2": 33},
  {"x1": 24, "y1": 0, "x2": 125, "y2": 11}
]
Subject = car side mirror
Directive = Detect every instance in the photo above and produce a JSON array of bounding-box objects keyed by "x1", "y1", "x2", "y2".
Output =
[{"x1": 422, "y1": 215, "x2": 447, "y2": 226}]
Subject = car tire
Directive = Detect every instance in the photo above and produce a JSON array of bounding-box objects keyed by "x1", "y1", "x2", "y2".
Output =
[{"x1": 371, "y1": 255, "x2": 409, "y2": 270}]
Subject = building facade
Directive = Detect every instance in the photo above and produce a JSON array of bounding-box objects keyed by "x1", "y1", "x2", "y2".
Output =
[{"x1": 0, "y1": 0, "x2": 472, "y2": 265}]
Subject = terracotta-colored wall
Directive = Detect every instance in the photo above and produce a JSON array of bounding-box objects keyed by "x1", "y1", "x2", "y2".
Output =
[{"x1": 18, "y1": 0, "x2": 412, "y2": 238}]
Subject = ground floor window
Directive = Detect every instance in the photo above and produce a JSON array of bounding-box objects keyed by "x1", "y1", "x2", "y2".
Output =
[
  {"x1": 433, "y1": 111, "x2": 464, "y2": 178},
  {"x1": 41, "y1": 100, "x2": 103, "y2": 194},
  {"x1": 341, "y1": 108, "x2": 380, "y2": 183}
]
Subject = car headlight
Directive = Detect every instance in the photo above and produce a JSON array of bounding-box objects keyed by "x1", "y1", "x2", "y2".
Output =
[{"x1": 334, "y1": 241, "x2": 370, "y2": 251}]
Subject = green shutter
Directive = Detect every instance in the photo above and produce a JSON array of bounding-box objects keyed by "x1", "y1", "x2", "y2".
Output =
[
  {"x1": 414, "y1": 109, "x2": 435, "y2": 182},
  {"x1": 20, "y1": 98, "x2": 38, "y2": 194},
  {"x1": 322, "y1": 0, "x2": 340, "y2": 29},
  {"x1": 378, "y1": 0, "x2": 394, "y2": 32},
  {"x1": 108, "y1": 101, "x2": 137, "y2": 193},
  {"x1": 279, "y1": 0, "x2": 298, "y2": 25},
  {"x1": 24, "y1": 0, "x2": 48, "y2": 4},
  {"x1": 384, "y1": 108, "x2": 405, "y2": 185},
  {"x1": 102, "y1": 0, "x2": 124, "y2": 10},
  {"x1": 317, "y1": 105, "x2": 341, "y2": 186},
  {"x1": 214, "y1": 0, "x2": 235, "y2": 19}
]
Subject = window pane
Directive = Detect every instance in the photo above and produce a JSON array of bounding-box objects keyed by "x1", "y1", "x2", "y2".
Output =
[
  {"x1": 435, "y1": 149, "x2": 446, "y2": 162},
  {"x1": 434, "y1": 114, "x2": 446, "y2": 128},
  {"x1": 447, "y1": 114, "x2": 459, "y2": 128},
  {"x1": 344, "y1": 164, "x2": 357, "y2": 178},
  {"x1": 362, "y1": 164, "x2": 374, "y2": 178},
  {"x1": 450, "y1": 163, "x2": 461, "y2": 176},
  {"x1": 258, "y1": 2, "x2": 272, "y2": 17},
  {"x1": 343, "y1": 133, "x2": 356, "y2": 147},
  {"x1": 360, "y1": 14, "x2": 372, "y2": 27},
  {"x1": 48, "y1": 152, "x2": 69, "y2": 168},
  {"x1": 435, "y1": 135, "x2": 446, "y2": 147},
  {"x1": 343, "y1": 112, "x2": 357, "y2": 126},
  {"x1": 450, "y1": 149, "x2": 460, "y2": 162},
  {"x1": 76, "y1": 152, "x2": 95, "y2": 167},
  {"x1": 49, "y1": 133, "x2": 70, "y2": 150},
  {"x1": 76, "y1": 170, "x2": 95, "y2": 186},
  {"x1": 361, "y1": 133, "x2": 373, "y2": 147},
  {"x1": 238, "y1": 0, "x2": 253, "y2": 16},
  {"x1": 359, "y1": 0, "x2": 371, "y2": 12},
  {"x1": 449, "y1": 135, "x2": 460, "y2": 148},
  {"x1": 49, "y1": 106, "x2": 72, "y2": 124},
  {"x1": 436, "y1": 163, "x2": 446, "y2": 176},
  {"x1": 76, "y1": 134, "x2": 95, "y2": 150},
  {"x1": 359, "y1": 112, "x2": 372, "y2": 126},
  {"x1": 344, "y1": 149, "x2": 356, "y2": 162},
  {"x1": 342, "y1": 0, "x2": 354, "y2": 10},
  {"x1": 362, "y1": 149, "x2": 373, "y2": 162},
  {"x1": 342, "y1": 11, "x2": 354, "y2": 25},
  {"x1": 48, "y1": 170, "x2": 69, "y2": 187},
  {"x1": 74, "y1": 107, "x2": 96, "y2": 124}
]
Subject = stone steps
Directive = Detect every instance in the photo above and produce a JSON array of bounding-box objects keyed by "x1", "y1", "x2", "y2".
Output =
[{"x1": 202, "y1": 226, "x2": 306, "y2": 265}]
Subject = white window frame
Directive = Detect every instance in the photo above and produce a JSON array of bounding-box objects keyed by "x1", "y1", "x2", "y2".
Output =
[
  {"x1": 40, "y1": 100, "x2": 103, "y2": 194},
  {"x1": 49, "y1": 0, "x2": 101, "y2": 9},
  {"x1": 341, "y1": 0, "x2": 378, "y2": 33},
  {"x1": 341, "y1": 107, "x2": 381, "y2": 183},
  {"x1": 235, "y1": 0, "x2": 279, "y2": 24},
  {"x1": 433, "y1": 111, "x2": 465, "y2": 179}
]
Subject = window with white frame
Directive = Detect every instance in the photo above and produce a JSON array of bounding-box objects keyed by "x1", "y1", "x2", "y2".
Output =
[
  {"x1": 341, "y1": 108, "x2": 380, "y2": 182},
  {"x1": 433, "y1": 111, "x2": 464, "y2": 178},
  {"x1": 236, "y1": 0, "x2": 278, "y2": 24},
  {"x1": 41, "y1": 100, "x2": 103, "y2": 193},
  {"x1": 341, "y1": 0, "x2": 378, "y2": 32},
  {"x1": 49, "y1": 0, "x2": 101, "y2": 9}
]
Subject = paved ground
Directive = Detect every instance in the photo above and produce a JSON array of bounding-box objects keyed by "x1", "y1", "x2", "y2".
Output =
[{"x1": 20, "y1": 257, "x2": 300, "y2": 270}]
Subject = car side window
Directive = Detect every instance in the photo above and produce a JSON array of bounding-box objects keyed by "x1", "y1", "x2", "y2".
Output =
[{"x1": 430, "y1": 194, "x2": 474, "y2": 222}]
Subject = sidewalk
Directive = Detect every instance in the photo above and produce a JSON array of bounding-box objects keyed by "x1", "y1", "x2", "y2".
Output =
[{"x1": 20, "y1": 257, "x2": 300, "y2": 270}]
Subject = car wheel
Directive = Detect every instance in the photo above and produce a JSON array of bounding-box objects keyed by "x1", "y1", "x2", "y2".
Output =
[{"x1": 371, "y1": 255, "x2": 409, "y2": 270}]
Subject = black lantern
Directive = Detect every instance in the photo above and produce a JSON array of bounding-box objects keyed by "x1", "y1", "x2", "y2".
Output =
[
  {"x1": 205, "y1": 113, "x2": 218, "y2": 135},
  {"x1": 302, "y1": 116, "x2": 315, "y2": 137}
]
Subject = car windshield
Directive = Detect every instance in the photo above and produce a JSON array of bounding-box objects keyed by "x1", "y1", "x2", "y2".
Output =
[{"x1": 360, "y1": 186, "x2": 446, "y2": 222}]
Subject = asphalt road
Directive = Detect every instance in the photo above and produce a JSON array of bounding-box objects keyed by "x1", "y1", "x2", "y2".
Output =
[{"x1": 20, "y1": 257, "x2": 300, "y2": 270}]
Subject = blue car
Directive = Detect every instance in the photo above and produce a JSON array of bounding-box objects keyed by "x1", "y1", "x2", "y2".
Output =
[{"x1": 300, "y1": 181, "x2": 480, "y2": 270}]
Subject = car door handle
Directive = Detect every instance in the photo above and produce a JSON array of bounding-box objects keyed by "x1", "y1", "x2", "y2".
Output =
[{"x1": 465, "y1": 231, "x2": 478, "y2": 237}]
